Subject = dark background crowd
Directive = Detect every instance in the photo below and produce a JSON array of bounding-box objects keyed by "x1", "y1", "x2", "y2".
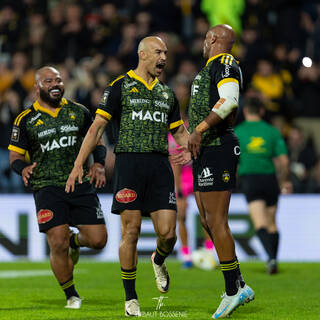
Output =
[{"x1": 0, "y1": 0, "x2": 320, "y2": 194}]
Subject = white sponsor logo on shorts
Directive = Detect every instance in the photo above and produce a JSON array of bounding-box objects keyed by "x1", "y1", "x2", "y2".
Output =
[
  {"x1": 96, "y1": 205, "x2": 104, "y2": 219},
  {"x1": 198, "y1": 167, "x2": 214, "y2": 186},
  {"x1": 169, "y1": 192, "x2": 176, "y2": 204}
]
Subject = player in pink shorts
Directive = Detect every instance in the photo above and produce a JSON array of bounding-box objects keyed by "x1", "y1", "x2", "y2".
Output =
[{"x1": 169, "y1": 134, "x2": 215, "y2": 267}]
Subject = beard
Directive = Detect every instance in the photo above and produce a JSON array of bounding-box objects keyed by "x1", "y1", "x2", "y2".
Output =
[{"x1": 39, "y1": 87, "x2": 64, "y2": 108}]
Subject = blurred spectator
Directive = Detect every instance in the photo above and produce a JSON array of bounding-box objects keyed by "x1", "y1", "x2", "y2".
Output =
[
  {"x1": 292, "y1": 64, "x2": 320, "y2": 154},
  {"x1": 18, "y1": 12, "x2": 53, "y2": 68},
  {"x1": 0, "y1": 52, "x2": 35, "y2": 101},
  {"x1": 287, "y1": 125, "x2": 317, "y2": 193},
  {"x1": 0, "y1": 1, "x2": 319, "y2": 193},
  {"x1": 117, "y1": 23, "x2": 139, "y2": 68},
  {"x1": 305, "y1": 157, "x2": 320, "y2": 193},
  {"x1": 251, "y1": 59, "x2": 288, "y2": 121},
  {"x1": 60, "y1": 4, "x2": 91, "y2": 62},
  {"x1": 172, "y1": 79, "x2": 190, "y2": 113},
  {"x1": 0, "y1": 90, "x2": 24, "y2": 192},
  {"x1": 46, "y1": 3, "x2": 65, "y2": 63},
  {"x1": 0, "y1": 4, "x2": 21, "y2": 55}
]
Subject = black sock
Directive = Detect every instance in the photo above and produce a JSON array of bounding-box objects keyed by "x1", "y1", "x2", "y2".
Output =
[
  {"x1": 257, "y1": 228, "x2": 272, "y2": 260},
  {"x1": 70, "y1": 233, "x2": 80, "y2": 249},
  {"x1": 269, "y1": 232, "x2": 279, "y2": 260},
  {"x1": 60, "y1": 277, "x2": 79, "y2": 299},
  {"x1": 121, "y1": 267, "x2": 138, "y2": 301},
  {"x1": 153, "y1": 247, "x2": 169, "y2": 266},
  {"x1": 220, "y1": 258, "x2": 239, "y2": 296},
  {"x1": 235, "y1": 256, "x2": 245, "y2": 288}
]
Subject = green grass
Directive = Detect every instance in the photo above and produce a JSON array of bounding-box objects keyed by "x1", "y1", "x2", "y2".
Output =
[{"x1": 0, "y1": 260, "x2": 319, "y2": 319}]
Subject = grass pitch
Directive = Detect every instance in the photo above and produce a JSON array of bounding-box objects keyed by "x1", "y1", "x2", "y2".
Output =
[{"x1": 0, "y1": 260, "x2": 319, "y2": 320}]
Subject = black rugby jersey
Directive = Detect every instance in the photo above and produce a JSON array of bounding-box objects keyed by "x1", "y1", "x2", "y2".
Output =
[
  {"x1": 8, "y1": 98, "x2": 92, "y2": 190},
  {"x1": 188, "y1": 53, "x2": 242, "y2": 147},
  {"x1": 96, "y1": 70, "x2": 183, "y2": 154}
]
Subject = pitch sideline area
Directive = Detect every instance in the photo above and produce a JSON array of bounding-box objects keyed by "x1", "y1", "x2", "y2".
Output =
[{"x1": 0, "y1": 260, "x2": 319, "y2": 319}]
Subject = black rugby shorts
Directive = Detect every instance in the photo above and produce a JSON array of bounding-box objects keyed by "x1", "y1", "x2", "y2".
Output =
[
  {"x1": 193, "y1": 143, "x2": 240, "y2": 192},
  {"x1": 33, "y1": 181, "x2": 105, "y2": 233},
  {"x1": 112, "y1": 153, "x2": 177, "y2": 216}
]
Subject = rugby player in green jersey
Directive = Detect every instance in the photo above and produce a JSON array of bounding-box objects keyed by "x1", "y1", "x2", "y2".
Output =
[
  {"x1": 235, "y1": 98, "x2": 292, "y2": 274},
  {"x1": 186, "y1": 25, "x2": 255, "y2": 318},
  {"x1": 66, "y1": 36, "x2": 190, "y2": 316},
  {"x1": 8, "y1": 67, "x2": 108, "y2": 309}
]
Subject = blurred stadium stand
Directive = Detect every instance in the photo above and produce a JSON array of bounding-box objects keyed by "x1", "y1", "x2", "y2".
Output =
[{"x1": 0, "y1": 0, "x2": 320, "y2": 193}]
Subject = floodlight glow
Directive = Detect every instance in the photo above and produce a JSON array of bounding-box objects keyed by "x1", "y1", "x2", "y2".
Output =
[{"x1": 302, "y1": 57, "x2": 312, "y2": 67}]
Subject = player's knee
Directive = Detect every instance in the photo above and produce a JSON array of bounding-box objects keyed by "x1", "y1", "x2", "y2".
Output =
[
  {"x1": 49, "y1": 237, "x2": 69, "y2": 254},
  {"x1": 177, "y1": 212, "x2": 186, "y2": 223},
  {"x1": 207, "y1": 218, "x2": 228, "y2": 234},
  {"x1": 123, "y1": 225, "x2": 141, "y2": 244},
  {"x1": 158, "y1": 227, "x2": 176, "y2": 243},
  {"x1": 90, "y1": 232, "x2": 108, "y2": 249}
]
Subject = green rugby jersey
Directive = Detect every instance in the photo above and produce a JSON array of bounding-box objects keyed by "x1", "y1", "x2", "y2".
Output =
[
  {"x1": 234, "y1": 120, "x2": 288, "y2": 175},
  {"x1": 8, "y1": 98, "x2": 92, "y2": 190},
  {"x1": 96, "y1": 70, "x2": 183, "y2": 154},
  {"x1": 188, "y1": 53, "x2": 242, "y2": 146}
]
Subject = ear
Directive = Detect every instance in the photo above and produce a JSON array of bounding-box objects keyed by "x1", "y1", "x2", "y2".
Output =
[
  {"x1": 139, "y1": 50, "x2": 147, "y2": 61},
  {"x1": 211, "y1": 35, "x2": 217, "y2": 45},
  {"x1": 34, "y1": 83, "x2": 39, "y2": 95}
]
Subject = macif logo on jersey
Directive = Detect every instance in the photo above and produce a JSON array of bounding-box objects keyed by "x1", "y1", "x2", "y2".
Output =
[
  {"x1": 132, "y1": 110, "x2": 168, "y2": 123},
  {"x1": 40, "y1": 136, "x2": 77, "y2": 152},
  {"x1": 198, "y1": 167, "x2": 214, "y2": 186}
]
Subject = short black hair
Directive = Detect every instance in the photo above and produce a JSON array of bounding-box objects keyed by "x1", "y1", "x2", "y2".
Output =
[{"x1": 244, "y1": 98, "x2": 264, "y2": 115}]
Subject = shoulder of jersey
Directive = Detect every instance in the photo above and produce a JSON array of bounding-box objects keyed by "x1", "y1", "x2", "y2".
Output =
[
  {"x1": 13, "y1": 106, "x2": 35, "y2": 126},
  {"x1": 108, "y1": 74, "x2": 126, "y2": 87},
  {"x1": 67, "y1": 99, "x2": 90, "y2": 113},
  {"x1": 216, "y1": 54, "x2": 239, "y2": 67}
]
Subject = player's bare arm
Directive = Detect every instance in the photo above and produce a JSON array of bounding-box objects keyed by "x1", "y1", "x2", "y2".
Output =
[
  {"x1": 170, "y1": 124, "x2": 191, "y2": 165},
  {"x1": 87, "y1": 137, "x2": 107, "y2": 189},
  {"x1": 65, "y1": 114, "x2": 108, "y2": 193},
  {"x1": 9, "y1": 151, "x2": 37, "y2": 187},
  {"x1": 171, "y1": 124, "x2": 189, "y2": 149},
  {"x1": 274, "y1": 154, "x2": 292, "y2": 194}
]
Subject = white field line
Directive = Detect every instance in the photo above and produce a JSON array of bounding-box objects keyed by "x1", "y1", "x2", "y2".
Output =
[{"x1": 0, "y1": 270, "x2": 85, "y2": 279}]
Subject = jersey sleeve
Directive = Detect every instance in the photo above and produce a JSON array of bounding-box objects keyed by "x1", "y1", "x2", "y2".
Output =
[
  {"x1": 273, "y1": 129, "x2": 288, "y2": 157},
  {"x1": 168, "y1": 94, "x2": 183, "y2": 130},
  {"x1": 96, "y1": 77, "x2": 123, "y2": 121},
  {"x1": 210, "y1": 55, "x2": 242, "y2": 91},
  {"x1": 8, "y1": 111, "x2": 30, "y2": 155}
]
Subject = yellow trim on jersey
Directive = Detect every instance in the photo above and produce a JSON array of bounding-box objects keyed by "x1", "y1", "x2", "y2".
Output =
[
  {"x1": 96, "y1": 108, "x2": 112, "y2": 120},
  {"x1": 8, "y1": 145, "x2": 26, "y2": 155},
  {"x1": 206, "y1": 53, "x2": 236, "y2": 66},
  {"x1": 14, "y1": 109, "x2": 32, "y2": 126},
  {"x1": 169, "y1": 119, "x2": 183, "y2": 130},
  {"x1": 127, "y1": 70, "x2": 158, "y2": 90},
  {"x1": 110, "y1": 75, "x2": 125, "y2": 86},
  {"x1": 25, "y1": 151, "x2": 30, "y2": 163},
  {"x1": 217, "y1": 78, "x2": 239, "y2": 88},
  {"x1": 206, "y1": 53, "x2": 226, "y2": 66},
  {"x1": 33, "y1": 98, "x2": 67, "y2": 118}
]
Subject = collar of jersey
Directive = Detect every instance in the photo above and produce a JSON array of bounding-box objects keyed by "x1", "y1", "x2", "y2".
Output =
[
  {"x1": 206, "y1": 53, "x2": 234, "y2": 66},
  {"x1": 127, "y1": 70, "x2": 158, "y2": 90},
  {"x1": 33, "y1": 98, "x2": 67, "y2": 117}
]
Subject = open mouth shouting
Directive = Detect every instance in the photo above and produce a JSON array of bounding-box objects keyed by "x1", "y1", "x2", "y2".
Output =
[{"x1": 155, "y1": 62, "x2": 166, "y2": 75}]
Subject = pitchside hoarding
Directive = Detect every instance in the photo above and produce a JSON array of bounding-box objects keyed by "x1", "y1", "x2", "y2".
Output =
[{"x1": 0, "y1": 194, "x2": 319, "y2": 261}]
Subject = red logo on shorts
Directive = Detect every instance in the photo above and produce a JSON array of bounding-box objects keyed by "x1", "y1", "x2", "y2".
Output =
[
  {"x1": 115, "y1": 188, "x2": 137, "y2": 203},
  {"x1": 37, "y1": 209, "x2": 54, "y2": 224}
]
